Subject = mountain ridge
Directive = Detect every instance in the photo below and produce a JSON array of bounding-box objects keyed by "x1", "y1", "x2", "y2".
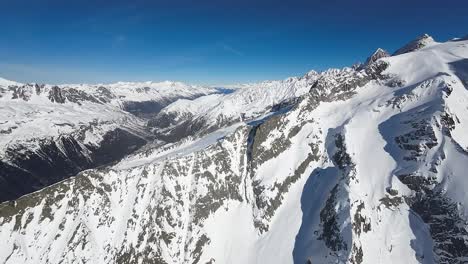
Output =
[{"x1": 0, "y1": 34, "x2": 468, "y2": 263}]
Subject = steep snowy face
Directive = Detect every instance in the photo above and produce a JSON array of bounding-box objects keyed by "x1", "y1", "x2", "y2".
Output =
[
  {"x1": 0, "y1": 80, "x2": 218, "y2": 202},
  {"x1": 1, "y1": 36, "x2": 468, "y2": 264}
]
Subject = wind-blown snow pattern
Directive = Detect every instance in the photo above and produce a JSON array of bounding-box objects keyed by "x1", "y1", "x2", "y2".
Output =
[{"x1": 1, "y1": 35, "x2": 468, "y2": 264}]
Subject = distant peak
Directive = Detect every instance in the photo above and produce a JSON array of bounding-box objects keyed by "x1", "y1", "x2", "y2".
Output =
[
  {"x1": 304, "y1": 70, "x2": 318, "y2": 79},
  {"x1": 393, "y1": 33, "x2": 435, "y2": 56},
  {"x1": 365, "y1": 48, "x2": 390, "y2": 66},
  {"x1": 375, "y1": 47, "x2": 386, "y2": 53}
]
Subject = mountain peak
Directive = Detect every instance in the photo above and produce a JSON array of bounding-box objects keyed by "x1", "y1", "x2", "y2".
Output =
[
  {"x1": 393, "y1": 33, "x2": 435, "y2": 56},
  {"x1": 364, "y1": 48, "x2": 390, "y2": 66}
]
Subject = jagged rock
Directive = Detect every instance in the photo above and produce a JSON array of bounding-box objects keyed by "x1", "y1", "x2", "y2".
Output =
[
  {"x1": 48, "y1": 85, "x2": 66, "y2": 103},
  {"x1": 393, "y1": 33, "x2": 435, "y2": 55},
  {"x1": 364, "y1": 48, "x2": 390, "y2": 66}
]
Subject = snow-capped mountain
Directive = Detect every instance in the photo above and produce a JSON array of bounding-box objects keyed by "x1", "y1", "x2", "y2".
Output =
[
  {"x1": 148, "y1": 71, "x2": 318, "y2": 141},
  {"x1": 0, "y1": 80, "x2": 218, "y2": 201},
  {"x1": 393, "y1": 33, "x2": 437, "y2": 56},
  {"x1": 1, "y1": 34, "x2": 468, "y2": 264}
]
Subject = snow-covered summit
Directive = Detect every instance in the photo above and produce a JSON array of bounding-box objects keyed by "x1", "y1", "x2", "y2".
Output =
[
  {"x1": 0, "y1": 80, "x2": 216, "y2": 104},
  {"x1": 364, "y1": 48, "x2": 390, "y2": 66}
]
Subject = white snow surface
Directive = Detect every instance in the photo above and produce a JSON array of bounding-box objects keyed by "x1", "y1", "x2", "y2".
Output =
[
  {"x1": 1, "y1": 37, "x2": 468, "y2": 264},
  {"x1": 0, "y1": 80, "x2": 216, "y2": 156},
  {"x1": 159, "y1": 72, "x2": 319, "y2": 124},
  {"x1": 0, "y1": 77, "x2": 21, "y2": 87}
]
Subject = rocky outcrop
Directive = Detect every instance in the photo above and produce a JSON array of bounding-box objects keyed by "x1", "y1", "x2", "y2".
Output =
[
  {"x1": 393, "y1": 34, "x2": 435, "y2": 55},
  {"x1": 48, "y1": 86, "x2": 66, "y2": 103},
  {"x1": 364, "y1": 48, "x2": 390, "y2": 67}
]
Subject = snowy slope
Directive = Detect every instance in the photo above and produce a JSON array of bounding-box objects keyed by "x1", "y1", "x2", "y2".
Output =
[
  {"x1": 148, "y1": 70, "x2": 322, "y2": 141},
  {"x1": 160, "y1": 74, "x2": 317, "y2": 120},
  {"x1": 0, "y1": 80, "x2": 218, "y2": 201},
  {"x1": 1, "y1": 35, "x2": 468, "y2": 264},
  {"x1": 0, "y1": 80, "x2": 216, "y2": 153},
  {"x1": 0, "y1": 77, "x2": 21, "y2": 87}
]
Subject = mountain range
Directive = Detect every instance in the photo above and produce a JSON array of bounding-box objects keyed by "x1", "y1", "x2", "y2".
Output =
[{"x1": 0, "y1": 34, "x2": 468, "y2": 263}]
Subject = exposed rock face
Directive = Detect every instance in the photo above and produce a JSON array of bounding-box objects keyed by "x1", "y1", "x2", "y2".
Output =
[
  {"x1": 393, "y1": 33, "x2": 435, "y2": 55},
  {"x1": 364, "y1": 48, "x2": 390, "y2": 66},
  {"x1": 0, "y1": 36, "x2": 468, "y2": 264},
  {"x1": 10, "y1": 86, "x2": 32, "y2": 101},
  {"x1": 48, "y1": 86, "x2": 66, "y2": 103}
]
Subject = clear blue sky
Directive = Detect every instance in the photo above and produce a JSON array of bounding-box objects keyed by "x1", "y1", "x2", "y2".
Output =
[{"x1": 1, "y1": 0, "x2": 467, "y2": 85}]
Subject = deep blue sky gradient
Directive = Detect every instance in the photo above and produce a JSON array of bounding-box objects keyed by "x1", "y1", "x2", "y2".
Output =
[{"x1": 1, "y1": 0, "x2": 467, "y2": 84}]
